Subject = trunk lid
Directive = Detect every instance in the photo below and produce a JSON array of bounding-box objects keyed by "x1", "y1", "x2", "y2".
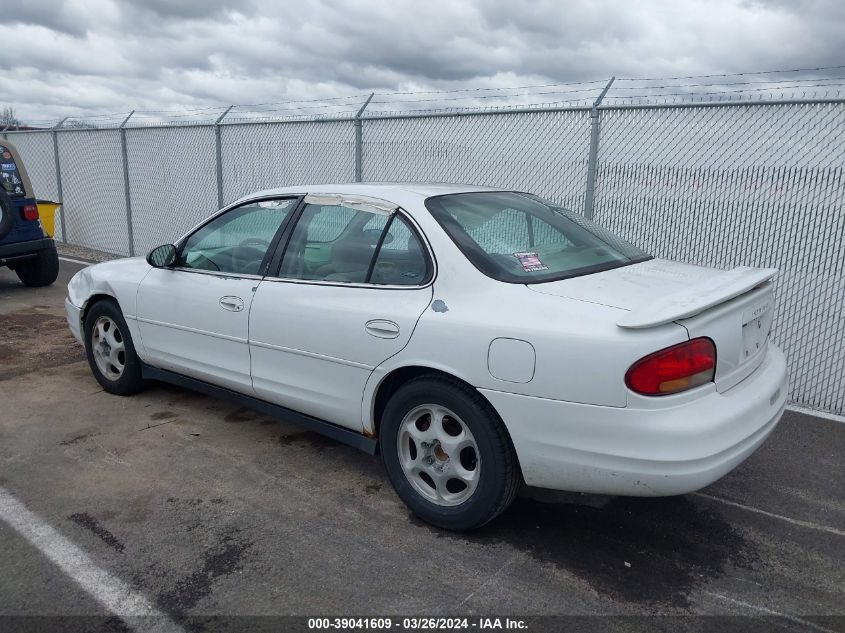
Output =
[{"x1": 528, "y1": 259, "x2": 777, "y2": 392}]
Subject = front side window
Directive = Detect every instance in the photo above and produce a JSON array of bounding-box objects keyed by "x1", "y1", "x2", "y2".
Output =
[
  {"x1": 178, "y1": 198, "x2": 295, "y2": 275},
  {"x1": 425, "y1": 191, "x2": 650, "y2": 283},
  {"x1": 279, "y1": 203, "x2": 429, "y2": 285}
]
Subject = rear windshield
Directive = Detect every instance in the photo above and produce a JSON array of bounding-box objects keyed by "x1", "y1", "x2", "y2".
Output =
[
  {"x1": 425, "y1": 191, "x2": 651, "y2": 284},
  {"x1": 0, "y1": 145, "x2": 26, "y2": 197}
]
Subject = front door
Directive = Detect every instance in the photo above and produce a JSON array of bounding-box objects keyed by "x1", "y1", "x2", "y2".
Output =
[
  {"x1": 249, "y1": 198, "x2": 433, "y2": 429},
  {"x1": 136, "y1": 197, "x2": 297, "y2": 392}
]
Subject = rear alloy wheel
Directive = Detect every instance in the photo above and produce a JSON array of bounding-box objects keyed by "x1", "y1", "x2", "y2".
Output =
[
  {"x1": 381, "y1": 376, "x2": 521, "y2": 531},
  {"x1": 83, "y1": 300, "x2": 145, "y2": 396},
  {"x1": 397, "y1": 404, "x2": 481, "y2": 506}
]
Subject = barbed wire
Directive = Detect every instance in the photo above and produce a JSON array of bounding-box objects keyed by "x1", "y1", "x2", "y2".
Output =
[
  {"x1": 369, "y1": 86, "x2": 604, "y2": 105},
  {"x1": 371, "y1": 79, "x2": 609, "y2": 97},
  {"x1": 5, "y1": 63, "x2": 845, "y2": 129},
  {"x1": 611, "y1": 76, "x2": 845, "y2": 90},
  {"x1": 615, "y1": 64, "x2": 845, "y2": 81},
  {"x1": 602, "y1": 83, "x2": 845, "y2": 100}
]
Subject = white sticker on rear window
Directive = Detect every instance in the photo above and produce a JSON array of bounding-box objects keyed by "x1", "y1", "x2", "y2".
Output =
[{"x1": 514, "y1": 251, "x2": 549, "y2": 272}]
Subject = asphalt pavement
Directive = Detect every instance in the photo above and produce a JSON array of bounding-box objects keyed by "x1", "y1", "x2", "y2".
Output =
[{"x1": 0, "y1": 259, "x2": 842, "y2": 632}]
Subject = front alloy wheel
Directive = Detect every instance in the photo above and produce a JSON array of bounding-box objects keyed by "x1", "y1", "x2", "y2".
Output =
[
  {"x1": 91, "y1": 315, "x2": 126, "y2": 380},
  {"x1": 83, "y1": 299, "x2": 144, "y2": 396}
]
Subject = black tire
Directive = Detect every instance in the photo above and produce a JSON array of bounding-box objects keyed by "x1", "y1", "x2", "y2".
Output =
[
  {"x1": 0, "y1": 190, "x2": 13, "y2": 240},
  {"x1": 14, "y1": 240, "x2": 60, "y2": 287},
  {"x1": 83, "y1": 299, "x2": 145, "y2": 396},
  {"x1": 380, "y1": 375, "x2": 521, "y2": 531}
]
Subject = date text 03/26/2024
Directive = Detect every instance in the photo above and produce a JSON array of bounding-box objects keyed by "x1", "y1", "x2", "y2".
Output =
[{"x1": 307, "y1": 617, "x2": 528, "y2": 630}]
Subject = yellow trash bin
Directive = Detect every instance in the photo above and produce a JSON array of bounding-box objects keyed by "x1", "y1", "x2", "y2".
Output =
[{"x1": 36, "y1": 200, "x2": 61, "y2": 237}]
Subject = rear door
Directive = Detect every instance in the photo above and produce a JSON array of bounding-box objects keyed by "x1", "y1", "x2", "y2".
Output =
[
  {"x1": 249, "y1": 196, "x2": 434, "y2": 430},
  {"x1": 136, "y1": 197, "x2": 297, "y2": 393}
]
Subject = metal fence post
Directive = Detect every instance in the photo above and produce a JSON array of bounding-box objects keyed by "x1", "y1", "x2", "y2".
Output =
[
  {"x1": 52, "y1": 117, "x2": 68, "y2": 242},
  {"x1": 215, "y1": 106, "x2": 234, "y2": 210},
  {"x1": 583, "y1": 77, "x2": 615, "y2": 220},
  {"x1": 354, "y1": 93, "x2": 375, "y2": 182},
  {"x1": 119, "y1": 111, "x2": 135, "y2": 255}
]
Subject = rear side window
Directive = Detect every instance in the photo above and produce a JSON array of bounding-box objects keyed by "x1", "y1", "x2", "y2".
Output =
[
  {"x1": 0, "y1": 145, "x2": 25, "y2": 197},
  {"x1": 425, "y1": 191, "x2": 651, "y2": 284},
  {"x1": 307, "y1": 205, "x2": 358, "y2": 242},
  {"x1": 370, "y1": 216, "x2": 429, "y2": 285},
  {"x1": 279, "y1": 203, "x2": 430, "y2": 285}
]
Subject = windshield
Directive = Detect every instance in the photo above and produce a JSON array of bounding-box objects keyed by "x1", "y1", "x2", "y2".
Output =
[{"x1": 425, "y1": 191, "x2": 651, "y2": 284}]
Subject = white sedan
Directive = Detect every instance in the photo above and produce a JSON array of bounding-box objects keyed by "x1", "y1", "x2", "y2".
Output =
[{"x1": 66, "y1": 184, "x2": 788, "y2": 530}]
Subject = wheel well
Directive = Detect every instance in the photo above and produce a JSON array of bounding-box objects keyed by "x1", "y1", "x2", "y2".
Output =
[
  {"x1": 372, "y1": 366, "x2": 489, "y2": 437},
  {"x1": 371, "y1": 365, "x2": 523, "y2": 479},
  {"x1": 82, "y1": 294, "x2": 117, "y2": 324}
]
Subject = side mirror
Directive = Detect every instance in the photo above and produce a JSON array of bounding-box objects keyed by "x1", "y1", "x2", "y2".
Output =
[{"x1": 147, "y1": 244, "x2": 177, "y2": 268}]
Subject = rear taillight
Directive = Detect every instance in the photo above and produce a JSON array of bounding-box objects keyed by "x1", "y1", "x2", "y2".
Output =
[
  {"x1": 625, "y1": 337, "x2": 716, "y2": 396},
  {"x1": 22, "y1": 204, "x2": 39, "y2": 221}
]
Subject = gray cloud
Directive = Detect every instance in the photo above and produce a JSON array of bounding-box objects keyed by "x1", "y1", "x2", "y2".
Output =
[
  {"x1": 118, "y1": 0, "x2": 256, "y2": 20},
  {"x1": 5, "y1": 0, "x2": 91, "y2": 36},
  {"x1": 1, "y1": 0, "x2": 843, "y2": 124}
]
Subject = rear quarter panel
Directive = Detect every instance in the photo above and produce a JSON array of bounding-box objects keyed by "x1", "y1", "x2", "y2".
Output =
[{"x1": 368, "y1": 267, "x2": 689, "y2": 418}]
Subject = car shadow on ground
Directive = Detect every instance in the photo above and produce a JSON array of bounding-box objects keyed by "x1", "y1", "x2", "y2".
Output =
[
  {"x1": 210, "y1": 392, "x2": 755, "y2": 609},
  {"x1": 434, "y1": 492, "x2": 755, "y2": 608}
]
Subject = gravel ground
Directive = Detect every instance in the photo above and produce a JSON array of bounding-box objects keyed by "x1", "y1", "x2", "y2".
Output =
[{"x1": 56, "y1": 241, "x2": 120, "y2": 263}]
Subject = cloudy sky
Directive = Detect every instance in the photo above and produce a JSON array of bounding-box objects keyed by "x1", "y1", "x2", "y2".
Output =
[{"x1": 1, "y1": 0, "x2": 843, "y2": 124}]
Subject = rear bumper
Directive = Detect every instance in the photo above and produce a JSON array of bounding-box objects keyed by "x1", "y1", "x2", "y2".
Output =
[
  {"x1": 65, "y1": 297, "x2": 83, "y2": 345},
  {"x1": 481, "y1": 342, "x2": 788, "y2": 496},
  {"x1": 0, "y1": 237, "x2": 54, "y2": 265}
]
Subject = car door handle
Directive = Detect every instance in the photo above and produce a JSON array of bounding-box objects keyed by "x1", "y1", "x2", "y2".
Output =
[
  {"x1": 219, "y1": 296, "x2": 244, "y2": 312},
  {"x1": 365, "y1": 319, "x2": 400, "y2": 339}
]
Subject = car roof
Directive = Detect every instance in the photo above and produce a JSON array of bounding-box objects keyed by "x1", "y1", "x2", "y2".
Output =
[{"x1": 243, "y1": 182, "x2": 507, "y2": 204}]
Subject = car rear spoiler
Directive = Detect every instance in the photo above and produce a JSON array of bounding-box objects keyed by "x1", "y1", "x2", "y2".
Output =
[{"x1": 617, "y1": 266, "x2": 778, "y2": 329}]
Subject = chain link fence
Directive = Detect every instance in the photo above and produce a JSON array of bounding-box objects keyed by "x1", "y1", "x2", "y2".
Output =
[
  {"x1": 592, "y1": 102, "x2": 845, "y2": 414},
  {"x1": 220, "y1": 120, "x2": 356, "y2": 206},
  {"x1": 362, "y1": 110, "x2": 590, "y2": 211},
  {"x1": 126, "y1": 125, "x2": 218, "y2": 255},
  {"x1": 4, "y1": 98, "x2": 843, "y2": 415},
  {"x1": 56, "y1": 129, "x2": 129, "y2": 254}
]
